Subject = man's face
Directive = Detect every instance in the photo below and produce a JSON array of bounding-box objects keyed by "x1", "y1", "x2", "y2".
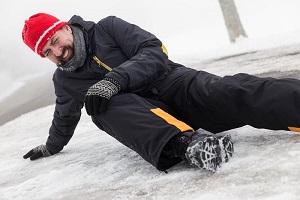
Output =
[{"x1": 42, "y1": 25, "x2": 74, "y2": 66}]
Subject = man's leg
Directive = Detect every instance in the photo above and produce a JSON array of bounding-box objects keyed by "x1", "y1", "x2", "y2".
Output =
[
  {"x1": 156, "y1": 68, "x2": 300, "y2": 133},
  {"x1": 91, "y1": 93, "x2": 233, "y2": 171},
  {"x1": 91, "y1": 93, "x2": 194, "y2": 171},
  {"x1": 197, "y1": 73, "x2": 300, "y2": 132}
]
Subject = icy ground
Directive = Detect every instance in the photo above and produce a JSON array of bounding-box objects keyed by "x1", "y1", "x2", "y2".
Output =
[{"x1": 1, "y1": 44, "x2": 300, "y2": 200}]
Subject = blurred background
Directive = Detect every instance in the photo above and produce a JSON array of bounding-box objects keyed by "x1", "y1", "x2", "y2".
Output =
[{"x1": 1, "y1": 0, "x2": 300, "y2": 124}]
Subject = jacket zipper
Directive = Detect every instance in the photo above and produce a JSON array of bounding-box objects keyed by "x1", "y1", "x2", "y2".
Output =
[{"x1": 93, "y1": 55, "x2": 112, "y2": 72}]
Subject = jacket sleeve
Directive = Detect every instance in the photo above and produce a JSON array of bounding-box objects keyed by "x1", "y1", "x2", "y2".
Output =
[
  {"x1": 46, "y1": 78, "x2": 83, "y2": 151},
  {"x1": 101, "y1": 16, "x2": 169, "y2": 92}
]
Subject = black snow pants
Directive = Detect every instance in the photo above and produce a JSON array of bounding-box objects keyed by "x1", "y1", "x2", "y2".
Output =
[
  {"x1": 153, "y1": 67, "x2": 300, "y2": 133},
  {"x1": 91, "y1": 93, "x2": 194, "y2": 171},
  {"x1": 92, "y1": 66, "x2": 300, "y2": 170}
]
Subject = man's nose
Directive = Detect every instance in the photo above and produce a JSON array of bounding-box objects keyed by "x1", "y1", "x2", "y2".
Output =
[{"x1": 51, "y1": 46, "x2": 62, "y2": 57}]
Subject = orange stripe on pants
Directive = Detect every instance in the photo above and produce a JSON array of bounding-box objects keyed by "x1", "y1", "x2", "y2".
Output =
[
  {"x1": 288, "y1": 127, "x2": 300, "y2": 132},
  {"x1": 151, "y1": 108, "x2": 194, "y2": 132}
]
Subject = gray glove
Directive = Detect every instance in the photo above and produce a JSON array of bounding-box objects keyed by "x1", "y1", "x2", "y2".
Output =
[
  {"x1": 85, "y1": 77, "x2": 121, "y2": 115},
  {"x1": 23, "y1": 145, "x2": 59, "y2": 160}
]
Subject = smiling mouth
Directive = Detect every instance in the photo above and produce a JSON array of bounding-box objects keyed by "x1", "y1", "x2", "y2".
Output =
[
  {"x1": 63, "y1": 49, "x2": 69, "y2": 59},
  {"x1": 57, "y1": 45, "x2": 74, "y2": 66}
]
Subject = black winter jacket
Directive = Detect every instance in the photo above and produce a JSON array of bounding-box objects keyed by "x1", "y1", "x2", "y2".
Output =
[{"x1": 46, "y1": 15, "x2": 174, "y2": 151}]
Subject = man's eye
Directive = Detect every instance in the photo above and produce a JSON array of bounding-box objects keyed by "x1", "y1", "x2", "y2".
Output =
[
  {"x1": 53, "y1": 38, "x2": 58, "y2": 44},
  {"x1": 50, "y1": 38, "x2": 57, "y2": 45}
]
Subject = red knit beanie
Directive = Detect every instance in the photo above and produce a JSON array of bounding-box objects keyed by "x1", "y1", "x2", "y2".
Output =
[{"x1": 22, "y1": 13, "x2": 68, "y2": 57}]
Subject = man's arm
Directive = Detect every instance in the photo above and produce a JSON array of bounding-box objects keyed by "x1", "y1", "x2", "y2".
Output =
[
  {"x1": 83, "y1": 16, "x2": 170, "y2": 115},
  {"x1": 24, "y1": 76, "x2": 82, "y2": 160},
  {"x1": 100, "y1": 16, "x2": 169, "y2": 92},
  {"x1": 46, "y1": 95, "x2": 82, "y2": 151}
]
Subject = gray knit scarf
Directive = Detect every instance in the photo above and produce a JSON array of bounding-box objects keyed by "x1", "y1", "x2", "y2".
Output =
[{"x1": 58, "y1": 26, "x2": 87, "y2": 72}]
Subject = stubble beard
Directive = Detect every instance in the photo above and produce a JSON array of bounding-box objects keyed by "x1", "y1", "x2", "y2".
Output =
[{"x1": 57, "y1": 45, "x2": 74, "y2": 67}]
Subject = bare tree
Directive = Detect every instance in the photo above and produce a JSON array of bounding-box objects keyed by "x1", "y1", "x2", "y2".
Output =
[{"x1": 219, "y1": 0, "x2": 247, "y2": 43}]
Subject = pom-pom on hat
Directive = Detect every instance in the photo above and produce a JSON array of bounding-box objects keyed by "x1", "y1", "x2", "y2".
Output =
[{"x1": 22, "y1": 13, "x2": 68, "y2": 57}]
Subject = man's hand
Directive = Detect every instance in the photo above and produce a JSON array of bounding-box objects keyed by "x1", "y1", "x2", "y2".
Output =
[
  {"x1": 23, "y1": 145, "x2": 59, "y2": 160},
  {"x1": 85, "y1": 77, "x2": 121, "y2": 115}
]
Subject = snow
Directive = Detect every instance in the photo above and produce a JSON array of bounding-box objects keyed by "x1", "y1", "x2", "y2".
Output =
[
  {"x1": 1, "y1": 0, "x2": 300, "y2": 199},
  {"x1": 1, "y1": 106, "x2": 300, "y2": 199}
]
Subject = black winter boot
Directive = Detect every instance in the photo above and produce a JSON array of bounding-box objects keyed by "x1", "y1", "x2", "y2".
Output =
[
  {"x1": 167, "y1": 131, "x2": 195, "y2": 160},
  {"x1": 168, "y1": 130, "x2": 234, "y2": 171},
  {"x1": 185, "y1": 131, "x2": 222, "y2": 172}
]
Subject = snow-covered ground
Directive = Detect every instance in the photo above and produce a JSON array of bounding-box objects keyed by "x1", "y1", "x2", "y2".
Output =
[
  {"x1": 1, "y1": 103, "x2": 300, "y2": 199},
  {"x1": 1, "y1": 0, "x2": 300, "y2": 199}
]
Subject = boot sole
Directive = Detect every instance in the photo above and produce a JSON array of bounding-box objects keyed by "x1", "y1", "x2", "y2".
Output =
[{"x1": 185, "y1": 136, "x2": 222, "y2": 172}]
